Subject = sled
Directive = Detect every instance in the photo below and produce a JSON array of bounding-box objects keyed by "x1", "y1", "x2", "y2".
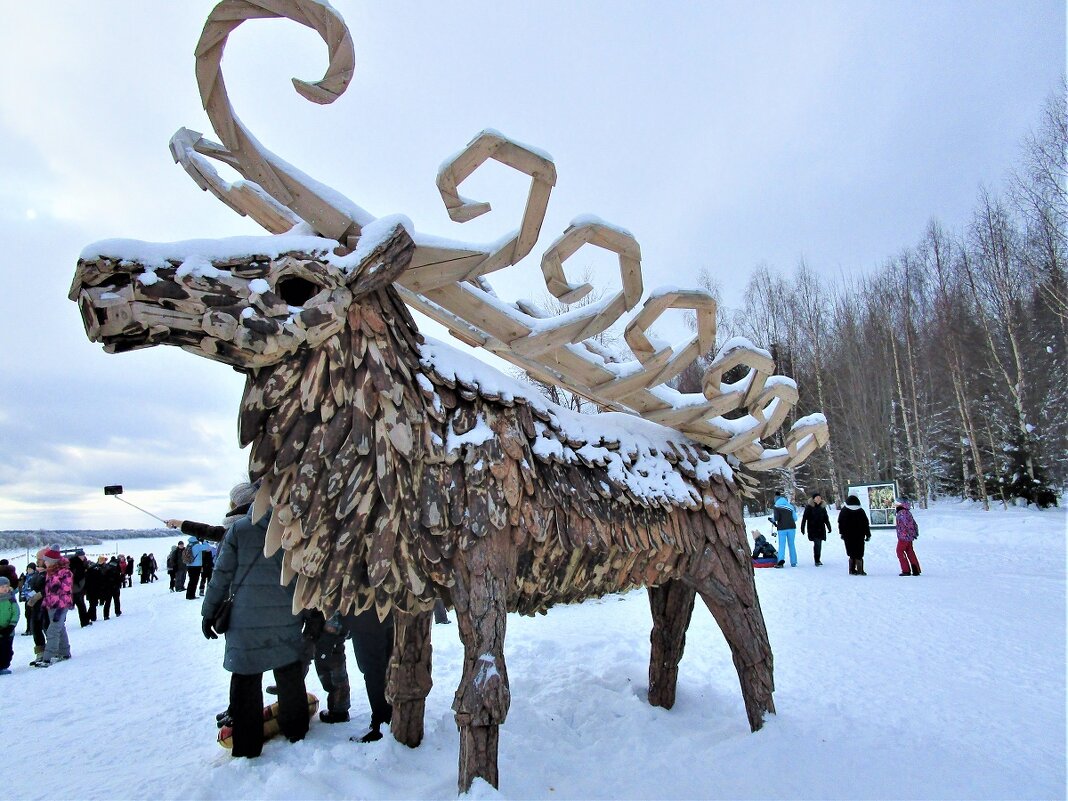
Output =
[
  {"x1": 752, "y1": 557, "x2": 779, "y2": 569},
  {"x1": 217, "y1": 692, "x2": 319, "y2": 749}
]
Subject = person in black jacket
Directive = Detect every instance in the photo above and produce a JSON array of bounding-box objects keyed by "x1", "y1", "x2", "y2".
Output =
[
  {"x1": 800, "y1": 493, "x2": 832, "y2": 567},
  {"x1": 69, "y1": 554, "x2": 91, "y2": 627},
  {"x1": 838, "y1": 494, "x2": 871, "y2": 575},
  {"x1": 101, "y1": 557, "x2": 123, "y2": 618},
  {"x1": 85, "y1": 558, "x2": 104, "y2": 622}
]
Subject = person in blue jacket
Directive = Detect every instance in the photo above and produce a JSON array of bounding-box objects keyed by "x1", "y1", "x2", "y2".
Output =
[
  {"x1": 184, "y1": 536, "x2": 214, "y2": 601},
  {"x1": 770, "y1": 495, "x2": 799, "y2": 567}
]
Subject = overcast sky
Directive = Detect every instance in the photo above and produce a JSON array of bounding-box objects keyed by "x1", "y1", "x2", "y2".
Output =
[{"x1": 0, "y1": 1, "x2": 1063, "y2": 531}]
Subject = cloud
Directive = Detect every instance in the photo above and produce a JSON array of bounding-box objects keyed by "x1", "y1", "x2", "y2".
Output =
[{"x1": 0, "y1": 0, "x2": 1062, "y2": 528}]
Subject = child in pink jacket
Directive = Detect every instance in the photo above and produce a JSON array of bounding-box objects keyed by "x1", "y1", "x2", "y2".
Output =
[
  {"x1": 895, "y1": 500, "x2": 922, "y2": 576},
  {"x1": 34, "y1": 549, "x2": 73, "y2": 667}
]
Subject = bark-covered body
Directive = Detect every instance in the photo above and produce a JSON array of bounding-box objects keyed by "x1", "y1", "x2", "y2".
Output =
[{"x1": 74, "y1": 223, "x2": 773, "y2": 795}]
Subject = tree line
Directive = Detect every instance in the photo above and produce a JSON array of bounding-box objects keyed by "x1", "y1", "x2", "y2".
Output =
[{"x1": 694, "y1": 84, "x2": 1066, "y2": 510}]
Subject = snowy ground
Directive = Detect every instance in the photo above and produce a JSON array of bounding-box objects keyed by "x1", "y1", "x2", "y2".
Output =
[{"x1": 4, "y1": 501, "x2": 1065, "y2": 800}]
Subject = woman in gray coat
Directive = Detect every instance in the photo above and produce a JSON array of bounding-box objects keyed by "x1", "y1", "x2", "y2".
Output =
[{"x1": 202, "y1": 494, "x2": 309, "y2": 758}]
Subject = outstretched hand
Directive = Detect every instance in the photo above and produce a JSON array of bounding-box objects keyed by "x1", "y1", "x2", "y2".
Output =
[
  {"x1": 202, "y1": 617, "x2": 219, "y2": 640},
  {"x1": 165, "y1": 519, "x2": 182, "y2": 530}
]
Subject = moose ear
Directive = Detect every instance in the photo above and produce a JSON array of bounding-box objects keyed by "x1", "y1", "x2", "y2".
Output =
[{"x1": 343, "y1": 222, "x2": 416, "y2": 297}]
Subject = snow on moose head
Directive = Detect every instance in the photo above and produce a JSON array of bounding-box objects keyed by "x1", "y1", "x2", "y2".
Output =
[{"x1": 70, "y1": 0, "x2": 830, "y2": 792}]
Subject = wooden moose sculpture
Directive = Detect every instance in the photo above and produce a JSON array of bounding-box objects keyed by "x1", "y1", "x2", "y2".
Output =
[{"x1": 70, "y1": 0, "x2": 829, "y2": 792}]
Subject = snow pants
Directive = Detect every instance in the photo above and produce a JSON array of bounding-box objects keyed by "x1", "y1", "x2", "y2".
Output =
[
  {"x1": 778, "y1": 528, "x2": 797, "y2": 566},
  {"x1": 345, "y1": 612, "x2": 394, "y2": 729},
  {"x1": 185, "y1": 567, "x2": 202, "y2": 600},
  {"x1": 229, "y1": 660, "x2": 308, "y2": 758},
  {"x1": 897, "y1": 540, "x2": 921, "y2": 574},
  {"x1": 42, "y1": 608, "x2": 70, "y2": 662},
  {"x1": 313, "y1": 627, "x2": 351, "y2": 714},
  {"x1": 0, "y1": 630, "x2": 12, "y2": 670},
  {"x1": 102, "y1": 589, "x2": 121, "y2": 619}
]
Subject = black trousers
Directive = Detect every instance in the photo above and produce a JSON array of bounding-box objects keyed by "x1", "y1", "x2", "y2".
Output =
[
  {"x1": 813, "y1": 538, "x2": 823, "y2": 563},
  {"x1": 185, "y1": 567, "x2": 202, "y2": 599},
  {"x1": 30, "y1": 606, "x2": 47, "y2": 648},
  {"x1": 103, "y1": 589, "x2": 121, "y2": 618},
  {"x1": 230, "y1": 660, "x2": 309, "y2": 758},
  {"x1": 74, "y1": 591, "x2": 90, "y2": 627},
  {"x1": 350, "y1": 621, "x2": 393, "y2": 728}
]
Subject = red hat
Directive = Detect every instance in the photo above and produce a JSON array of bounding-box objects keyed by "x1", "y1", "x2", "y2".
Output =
[{"x1": 42, "y1": 548, "x2": 62, "y2": 561}]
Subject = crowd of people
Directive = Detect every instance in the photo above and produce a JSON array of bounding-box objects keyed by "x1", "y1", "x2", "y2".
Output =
[
  {"x1": 0, "y1": 478, "x2": 445, "y2": 758},
  {"x1": 0, "y1": 547, "x2": 160, "y2": 673},
  {"x1": 4, "y1": 480, "x2": 922, "y2": 757},
  {"x1": 753, "y1": 492, "x2": 922, "y2": 576}
]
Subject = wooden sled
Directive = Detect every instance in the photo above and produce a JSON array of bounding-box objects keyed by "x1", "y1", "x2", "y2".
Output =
[{"x1": 218, "y1": 692, "x2": 319, "y2": 749}]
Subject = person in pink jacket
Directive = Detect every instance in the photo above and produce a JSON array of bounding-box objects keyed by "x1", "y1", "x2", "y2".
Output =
[
  {"x1": 895, "y1": 500, "x2": 922, "y2": 577},
  {"x1": 33, "y1": 549, "x2": 74, "y2": 667}
]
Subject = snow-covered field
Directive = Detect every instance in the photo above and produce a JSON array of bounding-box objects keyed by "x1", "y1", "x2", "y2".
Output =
[{"x1": 4, "y1": 501, "x2": 1065, "y2": 800}]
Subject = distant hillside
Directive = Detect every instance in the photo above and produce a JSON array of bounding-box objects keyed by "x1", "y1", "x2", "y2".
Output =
[{"x1": 0, "y1": 529, "x2": 169, "y2": 551}]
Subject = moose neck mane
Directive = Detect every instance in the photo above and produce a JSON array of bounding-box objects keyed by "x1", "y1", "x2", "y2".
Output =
[{"x1": 241, "y1": 285, "x2": 432, "y2": 619}]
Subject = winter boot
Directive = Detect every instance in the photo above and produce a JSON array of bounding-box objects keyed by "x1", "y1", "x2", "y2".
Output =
[
  {"x1": 319, "y1": 710, "x2": 350, "y2": 724},
  {"x1": 848, "y1": 558, "x2": 856, "y2": 575},
  {"x1": 857, "y1": 558, "x2": 867, "y2": 576},
  {"x1": 775, "y1": 560, "x2": 785, "y2": 569},
  {"x1": 911, "y1": 566, "x2": 921, "y2": 576}
]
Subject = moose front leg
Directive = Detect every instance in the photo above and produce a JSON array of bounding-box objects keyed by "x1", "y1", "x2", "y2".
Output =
[
  {"x1": 387, "y1": 608, "x2": 434, "y2": 748},
  {"x1": 451, "y1": 535, "x2": 514, "y2": 793},
  {"x1": 695, "y1": 579, "x2": 776, "y2": 731},
  {"x1": 647, "y1": 579, "x2": 698, "y2": 709}
]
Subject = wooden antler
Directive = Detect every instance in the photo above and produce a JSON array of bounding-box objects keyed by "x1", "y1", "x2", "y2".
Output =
[
  {"x1": 173, "y1": 0, "x2": 830, "y2": 472},
  {"x1": 195, "y1": 0, "x2": 368, "y2": 243}
]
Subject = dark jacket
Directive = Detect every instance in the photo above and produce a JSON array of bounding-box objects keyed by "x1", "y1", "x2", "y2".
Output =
[
  {"x1": 801, "y1": 503, "x2": 832, "y2": 541},
  {"x1": 102, "y1": 560, "x2": 123, "y2": 591},
  {"x1": 771, "y1": 500, "x2": 797, "y2": 532},
  {"x1": 838, "y1": 505, "x2": 871, "y2": 558},
  {"x1": 179, "y1": 519, "x2": 228, "y2": 543},
  {"x1": 201, "y1": 509, "x2": 303, "y2": 675},
  {"x1": 69, "y1": 556, "x2": 88, "y2": 595},
  {"x1": 751, "y1": 534, "x2": 778, "y2": 560},
  {"x1": 85, "y1": 563, "x2": 104, "y2": 599}
]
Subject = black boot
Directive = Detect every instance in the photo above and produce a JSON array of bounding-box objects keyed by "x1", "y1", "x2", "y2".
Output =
[
  {"x1": 857, "y1": 558, "x2": 867, "y2": 576},
  {"x1": 319, "y1": 710, "x2": 350, "y2": 724}
]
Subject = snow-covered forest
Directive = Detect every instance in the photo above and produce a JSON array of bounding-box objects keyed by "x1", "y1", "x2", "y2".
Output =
[{"x1": 680, "y1": 86, "x2": 1067, "y2": 510}]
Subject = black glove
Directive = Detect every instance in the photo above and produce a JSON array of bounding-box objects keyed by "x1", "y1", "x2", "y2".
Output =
[
  {"x1": 864, "y1": 535, "x2": 871, "y2": 542},
  {"x1": 202, "y1": 617, "x2": 219, "y2": 640},
  {"x1": 302, "y1": 610, "x2": 326, "y2": 642},
  {"x1": 0, "y1": 625, "x2": 13, "y2": 637}
]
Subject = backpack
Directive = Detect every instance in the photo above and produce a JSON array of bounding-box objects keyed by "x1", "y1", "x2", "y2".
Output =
[{"x1": 182, "y1": 544, "x2": 196, "y2": 565}]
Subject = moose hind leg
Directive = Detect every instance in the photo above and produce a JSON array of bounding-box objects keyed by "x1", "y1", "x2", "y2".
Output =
[
  {"x1": 647, "y1": 579, "x2": 697, "y2": 709},
  {"x1": 387, "y1": 608, "x2": 433, "y2": 748},
  {"x1": 696, "y1": 580, "x2": 776, "y2": 731},
  {"x1": 451, "y1": 538, "x2": 514, "y2": 793}
]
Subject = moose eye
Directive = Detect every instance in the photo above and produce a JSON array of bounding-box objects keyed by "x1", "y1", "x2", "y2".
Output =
[{"x1": 276, "y1": 275, "x2": 323, "y2": 307}]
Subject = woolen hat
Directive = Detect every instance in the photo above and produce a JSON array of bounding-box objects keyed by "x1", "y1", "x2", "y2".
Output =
[
  {"x1": 42, "y1": 548, "x2": 62, "y2": 562},
  {"x1": 0, "y1": 576, "x2": 10, "y2": 587}
]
